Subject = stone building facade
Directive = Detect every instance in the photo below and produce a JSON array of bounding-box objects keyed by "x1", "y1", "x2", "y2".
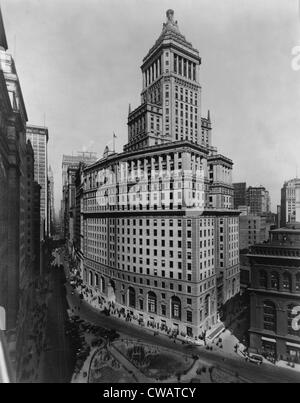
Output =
[
  {"x1": 26, "y1": 125, "x2": 49, "y2": 237},
  {"x1": 280, "y1": 178, "x2": 300, "y2": 227},
  {"x1": 239, "y1": 215, "x2": 268, "y2": 251},
  {"x1": 247, "y1": 186, "x2": 270, "y2": 216},
  {"x1": 0, "y1": 8, "x2": 42, "y2": 383},
  {"x1": 61, "y1": 152, "x2": 97, "y2": 239},
  {"x1": 248, "y1": 225, "x2": 300, "y2": 363},
  {"x1": 0, "y1": 12, "x2": 30, "y2": 330},
  {"x1": 75, "y1": 10, "x2": 240, "y2": 339}
]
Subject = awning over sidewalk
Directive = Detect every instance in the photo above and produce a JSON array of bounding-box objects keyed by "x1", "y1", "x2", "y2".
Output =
[
  {"x1": 286, "y1": 342, "x2": 300, "y2": 349},
  {"x1": 261, "y1": 336, "x2": 276, "y2": 343}
]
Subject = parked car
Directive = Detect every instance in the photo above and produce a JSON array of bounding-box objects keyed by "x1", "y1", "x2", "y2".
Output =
[
  {"x1": 185, "y1": 336, "x2": 203, "y2": 346},
  {"x1": 246, "y1": 353, "x2": 263, "y2": 365}
]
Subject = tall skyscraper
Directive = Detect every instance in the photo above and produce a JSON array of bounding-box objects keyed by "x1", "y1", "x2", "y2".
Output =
[
  {"x1": 280, "y1": 178, "x2": 300, "y2": 227},
  {"x1": 233, "y1": 182, "x2": 247, "y2": 209},
  {"x1": 247, "y1": 186, "x2": 270, "y2": 216},
  {"x1": 48, "y1": 166, "x2": 55, "y2": 235},
  {"x1": 76, "y1": 10, "x2": 240, "y2": 339},
  {"x1": 26, "y1": 125, "x2": 49, "y2": 237}
]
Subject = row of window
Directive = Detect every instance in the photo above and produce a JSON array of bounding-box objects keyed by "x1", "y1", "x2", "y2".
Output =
[
  {"x1": 259, "y1": 270, "x2": 300, "y2": 292},
  {"x1": 86, "y1": 271, "x2": 212, "y2": 322},
  {"x1": 263, "y1": 301, "x2": 300, "y2": 336}
]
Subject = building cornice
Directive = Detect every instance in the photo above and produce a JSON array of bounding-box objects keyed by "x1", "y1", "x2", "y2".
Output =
[
  {"x1": 142, "y1": 42, "x2": 201, "y2": 71},
  {"x1": 82, "y1": 209, "x2": 241, "y2": 218},
  {"x1": 84, "y1": 140, "x2": 210, "y2": 173}
]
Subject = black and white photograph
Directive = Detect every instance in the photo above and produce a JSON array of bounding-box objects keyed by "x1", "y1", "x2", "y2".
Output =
[{"x1": 0, "y1": 0, "x2": 300, "y2": 387}]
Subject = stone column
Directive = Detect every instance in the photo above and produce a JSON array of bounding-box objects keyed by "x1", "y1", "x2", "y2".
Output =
[
  {"x1": 143, "y1": 71, "x2": 146, "y2": 88},
  {"x1": 174, "y1": 151, "x2": 179, "y2": 171},
  {"x1": 158, "y1": 155, "x2": 163, "y2": 177},
  {"x1": 151, "y1": 156, "x2": 155, "y2": 179},
  {"x1": 166, "y1": 154, "x2": 171, "y2": 175}
]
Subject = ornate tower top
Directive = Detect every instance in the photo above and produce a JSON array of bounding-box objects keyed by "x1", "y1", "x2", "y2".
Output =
[
  {"x1": 166, "y1": 9, "x2": 175, "y2": 23},
  {"x1": 143, "y1": 9, "x2": 198, "y2": 64},
  {"x1": 163, "y1": 9, "x2": 179, "y2": 33}
]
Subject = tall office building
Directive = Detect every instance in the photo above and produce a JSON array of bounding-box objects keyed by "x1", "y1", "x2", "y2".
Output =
[
  {"x1": 280, "y1": 178, "x2": 300, "y2": 227},
  {"x1": 247, "y1": 186, "x2": 270, "y2": 216},
  {"x1": 62, "y1": 152, "x2": 97, "y2": 187},
  {"x1": 26, "y1": 125, "x2": 49, "y2": 237},
  {"x1": 61, "y1": 152, "x2": 97, "y2": 238},
  {"x1": 76, "y1": 10, "x2": 240, "y2": 339},
  {"x1": 233, "y1": 182, "x2": 247, "y2": 209},
  {"x1": 0, "y1": 8, "x2": 29, "y2": 331},
  {"x1": 48, "y1": 166, "x2": 55, "y2": 235},
  {"x1": 239, "y1": 215, "x2": 267, "y2": 250}
]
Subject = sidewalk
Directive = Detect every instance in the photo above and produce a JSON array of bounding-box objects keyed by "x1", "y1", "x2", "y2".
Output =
[
  {"x1": 276, "y1": 360, "x2": 300, "y2": 373},
  {"x1": 211, "y1": 329, "x2": 300, "y2": 373},
  {"x1": 210, "y1": 329, "x2": 245, "y2": 358}
]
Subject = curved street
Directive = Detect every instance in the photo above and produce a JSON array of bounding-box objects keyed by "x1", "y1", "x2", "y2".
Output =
[{"x1": 59, "y1": 255, "x2": 300, "y2": 384}]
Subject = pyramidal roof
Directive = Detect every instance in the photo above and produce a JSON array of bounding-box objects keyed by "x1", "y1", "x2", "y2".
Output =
[{"x1": 143, "y1": 10, "x2": 197, "y2": 62}]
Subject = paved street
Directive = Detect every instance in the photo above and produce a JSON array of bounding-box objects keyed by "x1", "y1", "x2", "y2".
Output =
[
  {"x1": 39, "y1": 267, "x2": 75, "y2": 383},
  {"x1": 60, "y1": 258, "x2": 300, "y2": 383}
]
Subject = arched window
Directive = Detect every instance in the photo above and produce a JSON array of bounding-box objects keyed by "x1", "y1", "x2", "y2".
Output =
[
  {"x1": 89, "y1": 271, "x2": 93, "y2": 286},
  {"x1": 259, "y1": 270, "x2": 267, "y2": 288},
  {"x1": 282, "y1": 272, "x2": 292, "y2": 292},
  {"x1": 94, "y1": 274, "x2": 99, "y2": 287},
  {"x1": 171, "y1": 296, "x2": 181, "y2": 320},
  {"x1": 148, "y1": 291, "x2": 157, "y2": 313},
  {"x1": 270, "y1": 272, "x2": 279, "y2": 290},
  {"x1": 263, "y1": 300, "x2": 276, "y2": 332},
  {"x1": 128, "y1": 287, "x2": 136, "y2": 308},
  {"x1": 287, "y1": 304, "x2": 300, "y2": 336},
  {"x1": 296, "y1": 273, "x2": 300, "y2": 292}
]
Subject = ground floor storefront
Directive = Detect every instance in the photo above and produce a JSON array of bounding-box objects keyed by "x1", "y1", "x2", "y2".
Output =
[
  {"x1": 74, "y1": 279, "x2": 225, "y2": 343},
  {"x1": 249, "y1": 332, "x2": 300, "y2": 364}
]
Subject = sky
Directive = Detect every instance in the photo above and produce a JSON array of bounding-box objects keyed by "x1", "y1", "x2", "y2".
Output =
[{"x1": 1, "y1": 0, "x2": 300, "y2": 213}]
